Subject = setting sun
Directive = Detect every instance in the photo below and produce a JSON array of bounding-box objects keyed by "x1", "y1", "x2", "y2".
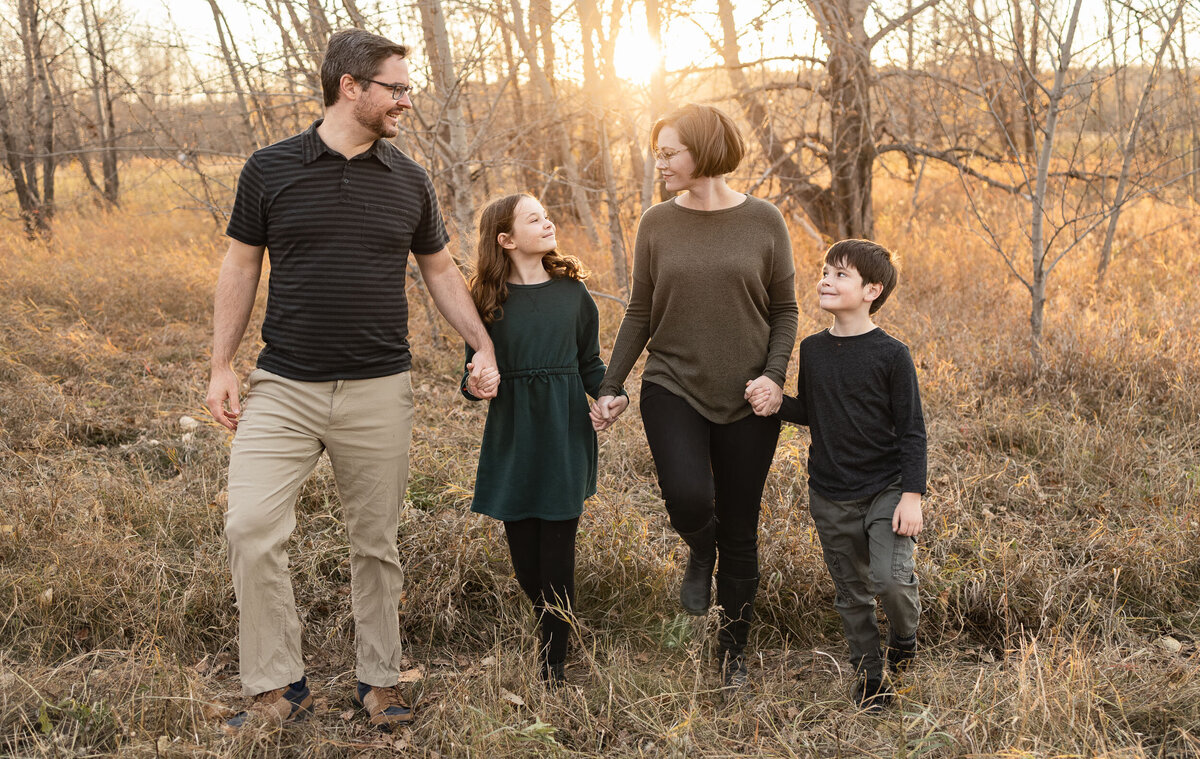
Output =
[{"x1": 611, "y1": 21, "x2": 663, "y2": 85}]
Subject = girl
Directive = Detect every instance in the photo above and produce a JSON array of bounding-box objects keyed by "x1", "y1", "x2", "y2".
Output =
[
  {"x1": 590, "y1": 104, "x2": 798, "y2": 693},
  {"x1": 462, "y1": 193, "x2": 627, "y2": 684}
]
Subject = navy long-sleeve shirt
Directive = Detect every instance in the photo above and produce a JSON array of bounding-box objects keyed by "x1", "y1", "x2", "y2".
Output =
[{"x1": 778, "y1": 327, "x2": 927, "y2": 500}]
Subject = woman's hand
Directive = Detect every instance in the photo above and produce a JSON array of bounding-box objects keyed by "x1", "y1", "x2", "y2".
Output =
[
  {"x1": 590, "y1": 395, "x2": 628, "y2": 430},
  {"x1": 744, "y1": 376, "x2": 782, "y2": 416}
]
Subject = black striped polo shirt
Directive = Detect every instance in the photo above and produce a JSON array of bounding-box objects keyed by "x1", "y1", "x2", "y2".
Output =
[{"x1": 226, "y1": 119, "x2": 450, "y2": 381}]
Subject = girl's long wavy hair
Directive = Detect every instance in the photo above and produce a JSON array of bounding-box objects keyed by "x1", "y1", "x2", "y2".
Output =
[{"x1": 468, "y1": 193, "x2": 589, "y2": 324}]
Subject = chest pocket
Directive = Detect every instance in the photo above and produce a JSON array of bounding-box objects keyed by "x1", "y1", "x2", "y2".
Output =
[{"x1": 358, "y1": 201, "x2": 416, "y2": 252}]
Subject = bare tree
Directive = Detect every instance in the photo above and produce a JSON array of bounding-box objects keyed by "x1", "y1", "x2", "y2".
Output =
[
  {"x1": 79, "y1": 0, "x2": 118, "y2": 206},
  {"x1": 419, "y1": 0, "x2": 476, "y2": 265},
  {"x1": 507, "y1": 0, "x2": 601, "y2": 246},
  {"x1": 1095, "y1": 0, "x2": 1186, "y2": 284}
]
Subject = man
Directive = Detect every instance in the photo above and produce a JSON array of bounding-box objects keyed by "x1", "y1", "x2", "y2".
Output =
[{"x1": 205, "y1": 29, "x2": 497, "y2": 732}]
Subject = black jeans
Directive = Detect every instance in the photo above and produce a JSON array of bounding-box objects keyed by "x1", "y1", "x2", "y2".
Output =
[
  {"x1": 503, "y1": 516, "x2": 579, "y2": 667},
  {"x1": 640, "y1": 382, "x2": 781, "y2": 580}
]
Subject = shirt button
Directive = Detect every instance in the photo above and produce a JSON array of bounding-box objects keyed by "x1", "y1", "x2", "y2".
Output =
[{"x1": 343, "y1": 178, "x2": 350, "y2": 184}]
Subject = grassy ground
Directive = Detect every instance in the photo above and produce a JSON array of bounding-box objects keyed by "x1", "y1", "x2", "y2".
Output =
[{"x1": 1, "y1": 165, "x2": 1198, "y2": 757}]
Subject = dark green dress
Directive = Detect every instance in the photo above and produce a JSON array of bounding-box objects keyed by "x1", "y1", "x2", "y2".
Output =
[{"x1": 463, "y1": 277, "x2": 608, "y2": 521}]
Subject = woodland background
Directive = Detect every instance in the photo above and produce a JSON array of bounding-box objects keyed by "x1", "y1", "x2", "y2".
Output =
[{"x1": 1, "y1": 0, "x2": 1199, "y2": 756}]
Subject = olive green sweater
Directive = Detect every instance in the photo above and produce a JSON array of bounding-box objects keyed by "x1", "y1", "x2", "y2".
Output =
[{"x1": 598, "y1": 196, "x2": 798, "y2": 423}]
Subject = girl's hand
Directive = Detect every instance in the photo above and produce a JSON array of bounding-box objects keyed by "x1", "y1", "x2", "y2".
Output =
[
  {"x1": 744, "y1": 376, "x2": 782, "y2": 416},
  {"x1": 466, "y1": 362, "x2": 500, "y2": 398},
  {"x1": 590, "y1": 395, "x2": 627, "y2": 431}
]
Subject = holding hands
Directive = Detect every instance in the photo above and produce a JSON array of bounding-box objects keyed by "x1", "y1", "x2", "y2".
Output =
[
  {"x1": 744, "y1": 376, "x2": 782, "y2": 416},
  {"x1": 590, "y1": 395, "x2": 629, "y2": 431},
  {"x1": 467, "y1": 349, "x2": 501, "y2": 399}
]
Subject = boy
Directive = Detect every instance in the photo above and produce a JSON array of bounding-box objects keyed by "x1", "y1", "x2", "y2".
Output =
[{"x1": 776, "y1": 239, "x2": 926, "y2": 711}]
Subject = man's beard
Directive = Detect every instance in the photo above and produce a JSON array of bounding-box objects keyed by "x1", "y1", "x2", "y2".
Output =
[{"x1": 353, "y1": 101, "x2": 399, "y2": 139}]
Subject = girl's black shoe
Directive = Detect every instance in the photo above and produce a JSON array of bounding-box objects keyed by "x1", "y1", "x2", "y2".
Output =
[{"x1": 541, "y1": 660, "x2": 566, "y2": 686}]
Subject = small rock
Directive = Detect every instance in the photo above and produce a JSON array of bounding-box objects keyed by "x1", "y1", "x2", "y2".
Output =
[
  {"x1": 180, "y1": 416, "x2": 200, "y2": 431},
  {"x1": 1157, "y1": 636, "x2": 1182, "y2": 653}
]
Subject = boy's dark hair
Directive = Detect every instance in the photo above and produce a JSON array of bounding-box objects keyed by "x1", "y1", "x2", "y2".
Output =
[
  {"x1": 321, "y1": 30, "x2": 409, "y2": 107},
  {"x1": 650, "y1": 104, "x2": 744, "y2": 177},
  {"x1": 825, "y1": 239, "x2": 898, "y2": 315}
]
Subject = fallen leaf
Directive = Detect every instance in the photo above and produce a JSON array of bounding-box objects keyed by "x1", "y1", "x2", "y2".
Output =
[
  {"x1": 500, "y1": 688, "x2": 525, "y2": 707},
  {"x1": 37, "y1": 588, "x2": 53, "y2": 608},
  {"x1": 0, "y1": 525, "x2": 14, "y2": 538},
  {"x1": 397, "y1": 667, "x2": 423, "y2": 683},
  {"x1": 340, "y1": 709, "x2": 355, "y2": 721}
]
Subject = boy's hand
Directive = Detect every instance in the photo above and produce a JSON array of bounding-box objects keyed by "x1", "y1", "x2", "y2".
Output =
[
  {"x1": 590, "y1": 395, "x2": 627, "y2": 430},
  {"x1": 892, "y1": 492, "x2": 923, "y2": 537},
  {"x1": 744, "y1": 376, "x2": 782, "y2": 416},
  {"x1": 466, "y1": 362, "x2": 500, "y2": 398}
]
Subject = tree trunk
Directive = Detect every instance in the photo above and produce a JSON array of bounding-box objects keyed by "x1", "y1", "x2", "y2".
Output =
[
  {"x1": 81, "y1": 0, "x2": 119, "y2": 206},
  {"x1": 419, "y1": 0, "x2": 475, "y2": 267},
  {"x1": 1029, "y1": 0, "x2": 1085, "y2": 370},
  {"x1": 18, "y1": 0, "x2": 55, "y2": 232},
  {"x1": 718, "y1": 0, "x2": 837, "y2": 236},
  {"x1": 207, "y1": 0, "x2": 258, "y2": 150},
  {"x1": 641, "y1": 0, "x2": 668, "y2": 210},
  {"x1": 508, "y1": 0, "x2": 601, "y2": 246},
  {"x1": 807, "y1": 0, "x2": 875, "y2": 238},
  {"x1": 1096, "y1": 0, "x2": 1185, "y2": 284},
  {"x1": 0, "y1": 76, "x2": 44, "y2": 235}
]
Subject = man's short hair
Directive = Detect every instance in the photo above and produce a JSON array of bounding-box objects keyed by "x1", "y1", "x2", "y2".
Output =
[
  {"x1": 321, "y1": 29, "x2": 409, "y2": 107},
  {"x1": 650, "y1": 104, "x2": 745, "y2": 178},
  {"x1": 825, "y1": 239, "x2": 899, "y2": 315}
]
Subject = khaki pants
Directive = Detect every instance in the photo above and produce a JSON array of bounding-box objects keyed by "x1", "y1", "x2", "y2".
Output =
[{"x1": 225, "y1": 368, "x2": 413, "y2": 696}]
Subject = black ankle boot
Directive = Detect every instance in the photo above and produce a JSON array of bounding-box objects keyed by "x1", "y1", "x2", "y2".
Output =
[
  {"x1": 720, "y1": 649, "x2": 749, "y2": 692},
  {"x1": 677, "y1": 519, "x2": 717, "y2": 615},
  {"x1": 540, "y1": 659, "x2": 566, "y2": 686},
  {"x1": 886, "y1": 631, "x2": 917, "y2": 673},
  {"x1": 853, "y1": 674, "x2": 894, "y2": 712},
  {"x1": 715, "y1": 574, "x2": 759, "y2": 694}
]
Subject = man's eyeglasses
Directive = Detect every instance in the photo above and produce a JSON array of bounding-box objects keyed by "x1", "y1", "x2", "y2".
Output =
[
  {"x1": 653, "y1": 147, "x2": 688, "y2": 162},
  {"x1": 363, "y1": 79, "x2": 414, "y2": 100}
]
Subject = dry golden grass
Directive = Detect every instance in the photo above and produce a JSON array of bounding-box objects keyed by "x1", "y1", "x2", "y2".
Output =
[{"x1": 1, "y1": 161, "x2": 1198, "y2": 757}]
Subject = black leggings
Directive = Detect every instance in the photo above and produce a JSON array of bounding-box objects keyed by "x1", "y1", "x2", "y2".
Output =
[
  {"x1": 640, "y1": 381, "x2": 781, "y2": 580},
  {"x1": 503, "y1": 516, "x2": 579, "y2": 666}
]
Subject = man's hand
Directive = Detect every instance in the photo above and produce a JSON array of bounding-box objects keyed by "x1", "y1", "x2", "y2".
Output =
[
  {"x1": 466, "y1": 348, "x2": 500, "y2": 399},
  {"x1": 590, "y1": 395, "x2": 628, "y2": 431},
  {"x1": 892, "y1": 492, "x2": 924, "y2": 537},
  {"x1": 744, "y1": 376, "x2": 783, "y2": 416},
  {"x1": 206, "y1": 365, "x2": 242, "y2": 431}
]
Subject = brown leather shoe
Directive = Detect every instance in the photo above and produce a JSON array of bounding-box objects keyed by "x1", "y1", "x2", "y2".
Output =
[
  {"x1": 223, "y1": 677, "x2": 313, "y2": 732},
  {"x1": 354, "y1": 682, "x2": 414, "y2": 731}
]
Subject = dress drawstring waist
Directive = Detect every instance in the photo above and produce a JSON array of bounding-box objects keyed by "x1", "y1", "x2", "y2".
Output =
[{"x1": 505, "y1": 366, "x2": 577, "y2": 382}]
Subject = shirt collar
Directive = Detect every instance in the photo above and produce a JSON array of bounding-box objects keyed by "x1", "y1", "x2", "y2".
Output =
[{"x1": 301, "y1": 119, "x2": 396, "y2": 171}]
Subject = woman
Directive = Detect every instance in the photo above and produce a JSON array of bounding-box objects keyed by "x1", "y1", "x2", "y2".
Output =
[{"x1": 591, "y1": 103, "x2": 798, "y2": 691}]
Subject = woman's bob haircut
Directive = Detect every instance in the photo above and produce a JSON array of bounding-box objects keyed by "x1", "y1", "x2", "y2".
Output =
[{"x1": 650, "y1": 103, "x2": 745, "y2": 178}]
